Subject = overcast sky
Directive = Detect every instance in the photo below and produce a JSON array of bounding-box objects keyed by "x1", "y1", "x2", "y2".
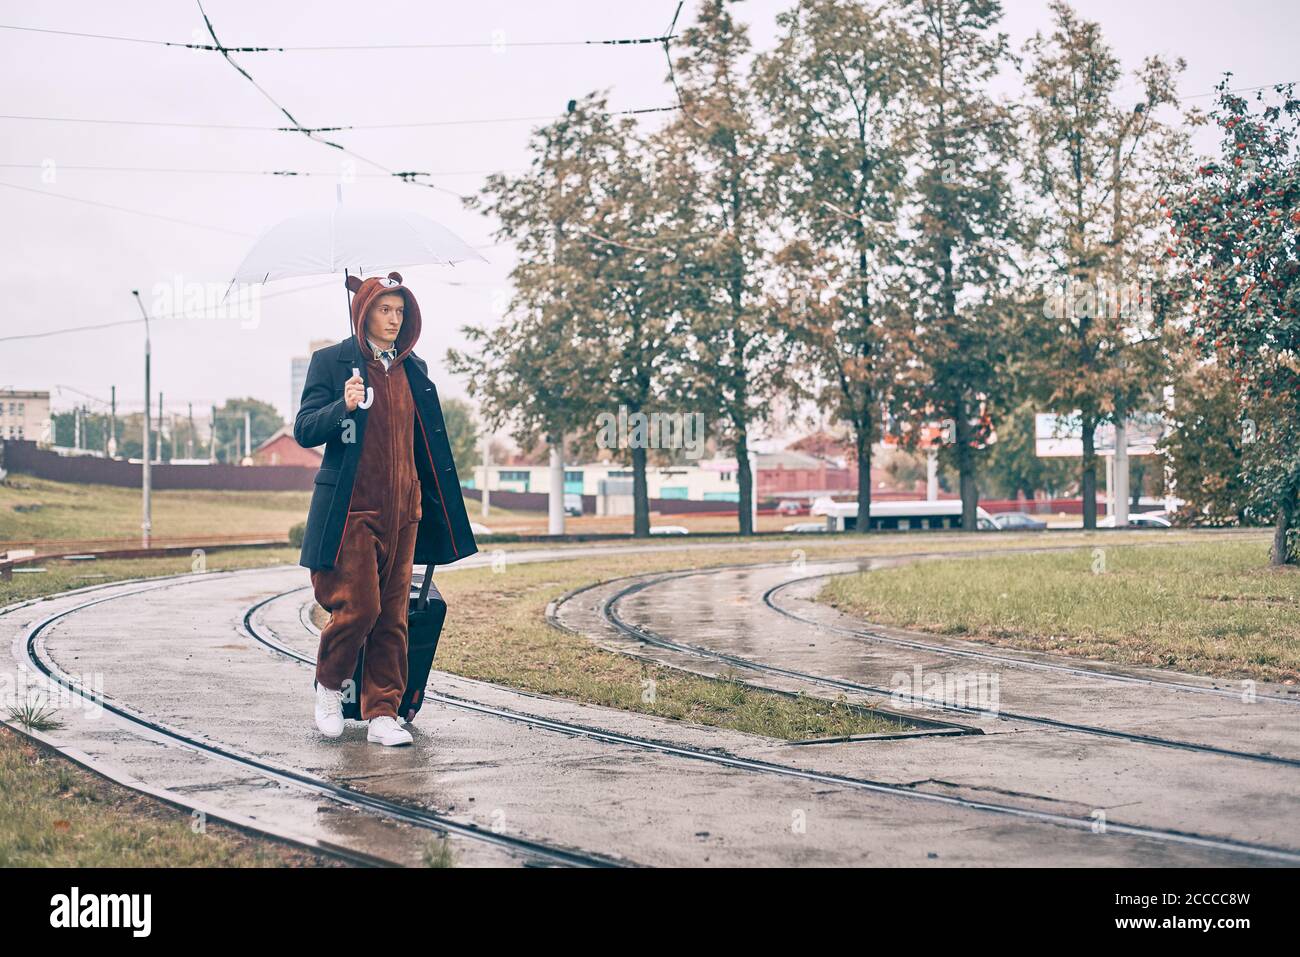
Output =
[{"x1": 1, "y1": 0, "x2": 1296, "y2": 428}]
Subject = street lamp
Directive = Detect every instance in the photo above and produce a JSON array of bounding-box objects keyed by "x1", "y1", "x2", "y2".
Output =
[{"x1": 131, "y1": 290, "x2": 151, "y2": 547}]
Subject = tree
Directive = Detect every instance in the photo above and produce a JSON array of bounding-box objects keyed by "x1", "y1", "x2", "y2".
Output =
[
  {"x1": 1166, "y1": 79, "x2": 1300, "y2": 564},
  {"x1": 980, "y1": 400, "x2": 1076, "y2": 499},
  {"x1": 556, "y1": 103, "x2": 685, "y2": 537},
  {"x1": 753, "y1": 0, "x2": 911, "y2": 534},
  {"x1": 440, "y1": 398, "x2": 481, "y2": 475},
  {"x1": 449, "y1": 96, "x2": 613, "y2": 507},
  {"x1": 1021, "y1": 1, "x2": 1182, "y2": 529},
  {"x1": 892, "y1": 0, "x2": 1020, "y2": 530},
  {"x1": 214, "y1": 398, "x2": 280, "y2": 463},
  {"x1": 1158, "y1": 344, "x2": 1250, "y2": 526},
  {"x1": 660, "y1": 0, "x2": 788, "y2": 535}
]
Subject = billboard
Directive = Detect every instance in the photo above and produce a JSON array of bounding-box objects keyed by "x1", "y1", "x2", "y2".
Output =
[{"x1": 1034, "y1": 412, "x2": 1166, "y2": 458}]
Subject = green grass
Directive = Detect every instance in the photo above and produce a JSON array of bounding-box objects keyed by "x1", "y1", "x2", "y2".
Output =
[
  {"x1": 0, "y1": 472, "x2": 308, "y2": 546},
  {"x1": 422, "y1": 836, "x2": 455, "y2": 868},
  {"x1": 0, "y1": 724, "x2": 353, "y2": 867},
  {"x1": 819, "y1": 539, "x2": 1300, "y2": 683},
  {"x1": 0, "y1": 546, "x2": 305, "y2": 606}
]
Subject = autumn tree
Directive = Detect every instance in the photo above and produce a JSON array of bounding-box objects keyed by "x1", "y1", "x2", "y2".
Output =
[
  {"x1": 449, "y1": 97, "x2": 614, "y2": 513},
  {"x1": 1157, "y1": 342, "x2": 1250, "y2": 527},
  {"x1": 753, "y1": 0, "x2": 912, "y2": 533},
  {"x1": 661, "y1": 0, "x2": 789, "y2": 534},
  {"x1": 565, "y1": 103, "x2": 686, "y2": 537},
  {"x1": 1021, "y1": 1, "x2": 1182, "y2": 528},
  {"x1": 891, "y1": 0, "x2": 1020, "y2": 530}
]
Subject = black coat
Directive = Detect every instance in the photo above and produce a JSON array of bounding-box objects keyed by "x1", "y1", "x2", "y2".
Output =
[{"x1": 293, "y1": 334, "x2": 478, "y2": 570}]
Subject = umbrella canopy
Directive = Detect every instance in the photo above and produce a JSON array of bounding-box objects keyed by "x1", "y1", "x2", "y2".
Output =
[{"x1": 231, "y1": 204, "x2": 487, "y2": 284}]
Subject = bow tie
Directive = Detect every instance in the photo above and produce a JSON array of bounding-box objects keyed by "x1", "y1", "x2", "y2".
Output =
[{"x1": 371, "y1": 342, "x2": 397, "y2": 362}]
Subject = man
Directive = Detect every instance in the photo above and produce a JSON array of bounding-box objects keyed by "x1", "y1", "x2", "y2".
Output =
[{"x1": 293, "y1": 271, "x2": 477, "y2": 746}]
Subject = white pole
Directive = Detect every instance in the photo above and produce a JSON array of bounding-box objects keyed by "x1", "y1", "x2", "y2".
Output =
[
  {"x1": 748, "y1": 448, "x2": 759, "y2": 530},
  {"x1": 1113, "y1": 417, "x2": 1130, "y2": 528},
  {"x1": 131, "y1": 291, "x2": 152, "y2": 547},
  {"x1": 481, "y1": 431, "x2": 491, "y2": 518},
  {"x1": 548, "y1": 433, "x2": 565, "y2": 535},
  {"x1": 926, "y1": 447, "x2": 938, "y2": 502},
  {"x1": 1104, "y1": 454, "x2": 1114, "y2": 523}
]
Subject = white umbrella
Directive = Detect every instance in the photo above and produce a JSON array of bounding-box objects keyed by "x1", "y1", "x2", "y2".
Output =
[
  {"x1": 231, "y1": 204, "x2": 488, "y2": 285},
  {"x1": 229, "y1": 200, "x2": 488, "y2": 408}
]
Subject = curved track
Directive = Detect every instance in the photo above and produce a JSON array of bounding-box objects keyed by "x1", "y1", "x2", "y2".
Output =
[
  {"x1": 763, "y1": 572, "x2": 1300, "y2": 705},
  {"x1": 591, "y1": 563, "x2": 1300, "y2": 768},
  {"x1": 19, "y1": 574, "x2": 627, "y2": 868},
  {"x1": 248, "y1": 579, "x2": 1300, "y2": 863},
  {"x1": 8, "y1": 540, "x2": 1298, "y2": 866}
]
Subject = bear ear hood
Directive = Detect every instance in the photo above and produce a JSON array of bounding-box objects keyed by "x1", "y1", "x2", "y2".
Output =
[{"x1": 347, "y1": 271, "x2": 421, "y2": 365}]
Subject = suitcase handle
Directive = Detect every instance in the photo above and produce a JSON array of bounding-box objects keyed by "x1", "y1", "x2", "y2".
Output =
[{"x1": 417, "y1": 562, "x2": 434, "y2": 610}]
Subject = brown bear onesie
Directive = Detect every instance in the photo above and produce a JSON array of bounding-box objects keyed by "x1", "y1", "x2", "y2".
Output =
[{"x1": 310, "y1": 275, "x2": 424, "y2": 720}]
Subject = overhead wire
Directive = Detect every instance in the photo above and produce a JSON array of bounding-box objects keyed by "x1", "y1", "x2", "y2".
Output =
[{"x1": 0, "y1": 22, "x2": 678, "y2": 52}]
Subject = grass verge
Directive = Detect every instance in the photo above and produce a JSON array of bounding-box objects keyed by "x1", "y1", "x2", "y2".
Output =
[
  {"x1": 819, "y1": 538, "x2": 1299, "y2": 683},
  {"x1": 0, "y1": 723, "x2": 355, "y2": 867}
]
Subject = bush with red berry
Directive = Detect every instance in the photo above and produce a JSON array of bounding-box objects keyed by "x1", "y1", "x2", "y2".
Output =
[{"x1": 1166, "y1": 77, "x2": 1300, "y2": 561}]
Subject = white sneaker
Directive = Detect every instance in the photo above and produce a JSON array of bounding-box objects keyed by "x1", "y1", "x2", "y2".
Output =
[
  {"x1": 314, "y1": 682, "x2": 344, "y2": 738},
  {"x1": 367, "y1": 715, "x2": 413, "y2": 746}
]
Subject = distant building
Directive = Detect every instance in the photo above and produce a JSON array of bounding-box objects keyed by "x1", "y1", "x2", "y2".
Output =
[
  {"x1": 472, "y1": 460, "x2": 742, "y2": 502},
  {"x1": 471, "y1": 444, "x2": 912, "y2": 505},
  {"x1": 290, "y1": 338, "x2": 336, "y2": 421},
  {"x1": 0, "y1": 390, "x2": 51, "y2": 444},
  {"x1": 250, "y1": 425, "x2": 321, "y2": 467}
]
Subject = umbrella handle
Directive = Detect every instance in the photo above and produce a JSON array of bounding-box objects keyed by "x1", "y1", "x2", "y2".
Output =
[{"x1": 352, "y1": 367, "x2": 374, "y2": 409}]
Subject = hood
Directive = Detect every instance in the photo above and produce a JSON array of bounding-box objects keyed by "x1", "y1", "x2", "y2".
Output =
[{"x1": 347, "y1": 271, "x2": 422, "y2": 366}]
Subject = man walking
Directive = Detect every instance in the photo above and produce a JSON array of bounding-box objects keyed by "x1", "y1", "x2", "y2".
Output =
[{"x1": 293, "y1": 272, "x2": 477, "y2": 745}]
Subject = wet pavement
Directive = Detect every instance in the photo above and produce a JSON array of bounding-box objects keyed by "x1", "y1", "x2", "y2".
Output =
[
  {"x1": 554, "y1": 554, "x2": 1300, "y2": 857},
  {"x1": 2, "y1": 543, "x2": 1296, "y2": 866}
]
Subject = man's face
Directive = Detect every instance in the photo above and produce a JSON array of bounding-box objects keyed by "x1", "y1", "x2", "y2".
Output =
[{"x1": 365, "y1": 292, "x2": 405, "y2": 345}]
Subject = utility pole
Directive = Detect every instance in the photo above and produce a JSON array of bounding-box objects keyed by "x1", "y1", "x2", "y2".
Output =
[
  {"x1": 546, "y1": 100, "x2": 576, "y2": 536},
  {"x1": 108, "y1": 385, "x2": 117, "y2": 457},
  {"x1": 187, "y1": 402, "x2": 195, "y2": 458},
  {"x1": 132, "y1": 291, "x2": 152, "y2": 547},
  {"x1": 244, "y1": 409, "x2": 252, "y2": 461},
  {"x1": 481, "y1": 430, "x2": 491, "y2": 518},
  {"x1": 1108, "y1": 113, "x2": 1138, "y2": 529},
  {"x1": 549, "y1": 433, "x2": 565, "y2": 535}
]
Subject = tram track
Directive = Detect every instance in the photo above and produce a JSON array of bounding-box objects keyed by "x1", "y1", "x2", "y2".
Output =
[
  {"x1": 253, "y1": 582, "x2": 1300, "y2": 864},
  {"x1": 11, "y1": 554, "x2": 1299, "y2": 866},
  {"x1": 15, "y1": 572, "x2": 630, "y2": 869},
  {"x1": 588, "y1": 562, "x2": 1300, "y2": 769},
  {"x1": 762, "y1": 570, "x2": 1300, "y2": 706}
]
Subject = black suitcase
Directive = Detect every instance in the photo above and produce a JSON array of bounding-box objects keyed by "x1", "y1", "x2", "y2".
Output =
[{"x1": 339, "y1": 563, "x2": 447, "y2": 723}]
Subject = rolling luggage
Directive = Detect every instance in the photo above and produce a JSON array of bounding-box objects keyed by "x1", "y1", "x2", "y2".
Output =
[{"x1": 339, "y1": 563, "x2": 447, "y2": 723}]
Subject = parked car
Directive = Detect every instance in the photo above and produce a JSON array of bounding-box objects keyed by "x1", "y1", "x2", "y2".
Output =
[
  {"x1": 991, "y1": 511, "x2": 1048, "y2": 531},
  {"x1": 649, "y1": 525, "x2": 690, "y2": 535},
  {"x1": 782, "y1": 521, "x2": 827, "y2": 533},
  {"x1": 776, "y1": 500, "x2": 803, "y2": 516},
  {"x1": 564, "y1": 492, "x2": 583, "y2": 517}
]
